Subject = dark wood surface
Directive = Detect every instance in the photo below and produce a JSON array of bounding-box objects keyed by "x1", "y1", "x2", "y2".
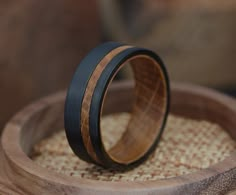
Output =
[{"x1": 0, "y1": 0, "x2": 101, "y2": 131}]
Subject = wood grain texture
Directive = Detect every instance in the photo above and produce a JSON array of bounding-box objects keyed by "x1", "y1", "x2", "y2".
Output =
[
  {"x1": 0, "y1": 81, "x2": 236, "y2": 194},
  {"x1": 107, "y1": 55, "x2": 168, "y2": 164}
]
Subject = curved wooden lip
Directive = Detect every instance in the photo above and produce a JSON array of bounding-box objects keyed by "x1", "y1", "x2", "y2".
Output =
[{"x1": 1, "y1": 81, "x2": 236, "y2": 191}]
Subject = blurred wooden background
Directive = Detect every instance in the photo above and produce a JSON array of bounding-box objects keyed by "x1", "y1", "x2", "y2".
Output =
[
  {"x1": 100, "y1": 0, "x2": 236, "y2": 88},
  {"x1": 0, "y1": 0, "x2": 236, "y2": 131},
  {"x1": 0, "y1": 0, "x2": 101, "y2": 130}
]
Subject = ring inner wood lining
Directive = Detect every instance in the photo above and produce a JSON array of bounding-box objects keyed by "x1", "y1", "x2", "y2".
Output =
[
  {"x1": 80, "y1": 46, "x2": 132, "y2": 164},
  {"x1": 104, "y1": 55, "x2": 167, "y2": 164}
]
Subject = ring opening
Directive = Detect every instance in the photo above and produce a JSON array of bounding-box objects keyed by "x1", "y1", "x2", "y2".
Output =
[{"x1": 101, "y1": 55, "x2": 168, "y2": 164}]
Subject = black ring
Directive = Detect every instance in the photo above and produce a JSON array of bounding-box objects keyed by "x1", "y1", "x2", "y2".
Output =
[{"x1": 65, "y1": 42, "x2": 170, "y2": 169}]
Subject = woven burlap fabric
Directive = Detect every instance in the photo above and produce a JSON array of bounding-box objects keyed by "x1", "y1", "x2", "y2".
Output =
[{"x1": 32, "y1": 113, "x2": 236, "y2": 181}]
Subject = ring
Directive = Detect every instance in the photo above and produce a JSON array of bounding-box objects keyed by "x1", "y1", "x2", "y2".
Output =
[{"x1": 64, "y1": 42, "x2": 170, "y2": 168}]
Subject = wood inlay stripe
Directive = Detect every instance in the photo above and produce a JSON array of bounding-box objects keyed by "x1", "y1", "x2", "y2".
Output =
[{"x1": 80, "y1": 46, "x2": 132, "y2": 163}]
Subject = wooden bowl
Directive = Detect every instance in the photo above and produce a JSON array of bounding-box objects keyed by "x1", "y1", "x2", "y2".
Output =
[{"x1": 1, "y1": 82, "x2": 236, "y2": 194}]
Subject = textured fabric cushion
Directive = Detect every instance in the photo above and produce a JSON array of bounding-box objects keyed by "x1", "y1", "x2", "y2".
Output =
[{"x1": 32, "y1": 113, "x2": 236, "y2": 182}]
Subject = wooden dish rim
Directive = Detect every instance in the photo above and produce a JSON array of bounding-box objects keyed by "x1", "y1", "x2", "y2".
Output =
[{"x1": 1, "y1": 81, "x2": 236, "y2": 191}]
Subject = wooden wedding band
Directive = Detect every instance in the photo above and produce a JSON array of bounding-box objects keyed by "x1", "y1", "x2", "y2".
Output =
[{"x1": 64, "y1": 42, "x2": 170, "y2": 168}]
